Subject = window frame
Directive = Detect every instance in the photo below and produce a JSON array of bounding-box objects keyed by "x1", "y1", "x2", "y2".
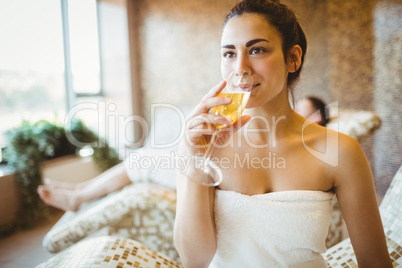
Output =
[
  {"x1": 60, "y1": 0, "x2": 105, "y2": 109},
  {"x1": 0, "y1": 0, "x2": 106, "y2": 164}
]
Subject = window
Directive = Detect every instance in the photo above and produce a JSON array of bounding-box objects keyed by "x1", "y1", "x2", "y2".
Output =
[
  {"x1": 0, "y1": 0, "x2": 66, "y2": 134},
  {"x1": 0, "y1": 0, "x2": 104, "y2": 161},
  {"x1": 65, "y1": 0, "x2": 102, "y2": 95}
]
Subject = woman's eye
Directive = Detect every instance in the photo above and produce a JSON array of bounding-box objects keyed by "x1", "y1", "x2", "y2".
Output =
[
  {"x1": 223, "y1": 52, "x2": 236, "y2": 59},
  {"x1": 250, "y1": 47, "x2": 265, "y2": 55}
]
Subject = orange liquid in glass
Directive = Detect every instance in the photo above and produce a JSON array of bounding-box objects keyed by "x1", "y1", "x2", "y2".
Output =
[{"x1": 212, "y1": 92, "x2": 250, "y2": 128}]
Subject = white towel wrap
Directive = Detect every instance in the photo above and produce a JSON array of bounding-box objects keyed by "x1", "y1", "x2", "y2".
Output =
[{"x1": 209, "y1": 189, "x2": 333, "y2": 268}]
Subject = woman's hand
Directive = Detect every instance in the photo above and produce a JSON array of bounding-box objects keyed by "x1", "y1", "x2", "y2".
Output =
[{"x1": 182, "y1": 80, "x2": 251, "y2": 156}]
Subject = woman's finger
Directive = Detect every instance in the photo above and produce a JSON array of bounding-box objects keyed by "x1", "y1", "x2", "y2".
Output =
[
  {"x1": 185, "y1": 122, "x2": 220, "y2": 150},
  {"x1": 190, "y1": 96, "x2": 232, "y2": 119},
  {"x1": 182, "y1": 80, "x2": 234, "y2": 151},
  {"x1": 187, "y1": 113, "x2": 232, "y2": 130},
  {"x1": 202, "y1": 80, "x2": 226, "y2": 100},
  {"x1": 188, "y1": 81, "x2": 228, "y2": 117}
]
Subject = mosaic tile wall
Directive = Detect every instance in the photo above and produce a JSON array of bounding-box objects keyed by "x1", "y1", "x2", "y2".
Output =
[
  {"x1": 133, "y1": 0, "x2": 236, "y2": 146},
  {"x1": 326, "y1": 0, "x2": 377, "y2": 189},
  {"x1": 326, "y1": 0, "x2": 402, "y2": 196},
  {"x1": 373, "y1": 1, "x2": 402, "y2": 196},
  {"x1": 282, "y1": 0, "x2": 332, "y2": 104},
  {"x1": 327, "y1": 0, "x2": 376, "y2": 110},
  {"x1": 137, "y1": 0, "x2": 236, "y2": 119},
  {"x1": 133, "y1": 0, "x2": 402, "y2": 197},
  {"x1": 327, "y1": 0, "x2": 375, "y2": 193}
]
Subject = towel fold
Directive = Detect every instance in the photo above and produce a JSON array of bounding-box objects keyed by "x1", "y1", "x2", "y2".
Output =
[{"x1": 209, "y1": 190, "x2": 333, "y2": 268}]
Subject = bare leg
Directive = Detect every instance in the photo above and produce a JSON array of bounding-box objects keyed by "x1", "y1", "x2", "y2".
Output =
[
  {"x1": 44, "y1": 174, "x2": 104, "y2": 190},
  {"x1": 37, "y1": 186, "x2": 80, "y2": 211},
  {"x1": 37, "y1": 163, "x2": 131, "y2": 211},
  {"x1": 43, "y1": 178, "x2": 82, "y2": 190}
]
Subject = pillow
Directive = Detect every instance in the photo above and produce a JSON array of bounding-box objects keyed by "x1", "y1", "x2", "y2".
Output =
[
  {"x1": 327, "y1": 109, "x2": 381, "y2": 141},
  {"x1": 124, "y1": 148, "x2": 178, "y2": 189}
]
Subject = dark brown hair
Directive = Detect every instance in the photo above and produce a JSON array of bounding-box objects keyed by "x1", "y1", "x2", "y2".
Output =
[
  {"x1": 224, "y1": 0, "x2": 307, "y2": 100},
  {"x1": 307, "y1": 96, "x2": 329, "y2": 126}
]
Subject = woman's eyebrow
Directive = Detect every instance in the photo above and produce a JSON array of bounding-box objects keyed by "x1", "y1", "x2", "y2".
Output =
[
  {"x1": 221, "y1": 39, "x2": 269, "y2": 49},
  {"x1": 246, "y1": 38, "x2": 269, "y2": 47},
  {"x1": 221, "y1": 44, "x2": 235, "y2": 49}
]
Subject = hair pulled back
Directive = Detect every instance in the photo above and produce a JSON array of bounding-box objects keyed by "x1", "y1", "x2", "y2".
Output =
[
  {"x1": 224, "y1": 0, "x2": 307, "y2": 96},
  {"x1": 307, "y1": 96, "x2": 329, "y2": 126}
]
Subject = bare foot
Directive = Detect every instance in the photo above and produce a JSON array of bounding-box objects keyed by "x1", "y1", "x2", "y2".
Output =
[
  {"x1": 37, "y1": 185, "x2": 81, "y2": 211},
  {"x1": 43, "y1": 178, "x2": 80, "y2": 190},
  {"x1": 44, "y1": 178, "x2": 94, "y2": 190}
]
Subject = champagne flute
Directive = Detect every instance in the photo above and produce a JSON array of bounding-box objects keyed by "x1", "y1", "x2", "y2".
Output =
[{"x1": 182, "y1": 71, "x2": 253, "y2": 186}]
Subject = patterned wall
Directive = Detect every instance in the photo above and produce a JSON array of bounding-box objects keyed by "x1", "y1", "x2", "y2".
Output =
[
  {"x1": 135, "y1": 0, "x2": 239, "y2": 146},
  {"x1": 327, "y1": 0, "x2": 376, "y2": 111},
  {"x1": 373, "y1": 0, "x2": 402, "y2": 196},
  {"x1": 137, "y1": 0, "x2": 237, "y2": 117},
  {"x1": 283, "y1": 0, "x2": 332, "y2": 104},
  {"x1": 325, "y1": 0, "x2": 402, "y2": 196},
  {"x1": 326, "y1": 0, "x2": 378, "y2": 189},
  {"x1": 134, "y1": 0, "x2": 402, "y2": 197}
]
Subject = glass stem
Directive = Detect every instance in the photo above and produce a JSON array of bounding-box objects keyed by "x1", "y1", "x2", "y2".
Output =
[{"x1": 203, "y1": 129, "x2": 221, "y2": 162}]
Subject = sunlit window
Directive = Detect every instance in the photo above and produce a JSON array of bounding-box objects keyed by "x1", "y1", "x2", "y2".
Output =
[
  {"x1": 0, "y1": 0, "x2": 66, "y2": 135},
  {"x1": 0, "y1": 0, "x2": 103, "y2": 160},
  {"x1": 67, "y1": 0, "x2": 102, "y2": 95}
]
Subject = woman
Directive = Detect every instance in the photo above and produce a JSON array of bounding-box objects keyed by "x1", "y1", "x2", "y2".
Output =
[
  {"x1": 37, "y1": 148, "x2": 177, "y2": 211},
  {"x1": 173, "y1": 0, "x2": 391, "y2": 267}
]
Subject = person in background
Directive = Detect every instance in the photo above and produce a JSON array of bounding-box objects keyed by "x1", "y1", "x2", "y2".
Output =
[
  {"x1": 37, "y1": 163, "x2": 131, "y2": 211},
  {"x1": 294, "y1": 96, "x2": 329, "y2": 126},
  {"x1": 37, "y1": 149, "x2": 176, "y2": 211}
]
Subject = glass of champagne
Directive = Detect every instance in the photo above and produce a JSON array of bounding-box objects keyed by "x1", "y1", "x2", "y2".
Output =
[{"x1": 181, "y1": 71, "x2": 253, "y2": 186}]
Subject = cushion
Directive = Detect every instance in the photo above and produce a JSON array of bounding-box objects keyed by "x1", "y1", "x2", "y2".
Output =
[
  {"x1": 36, "y1": 236, "x2": 182, "y2": 268},
  {"x1": 324, "y1": 166, "x2": 402, "y2": 267},
  {"x1": 327, "y1": 109, "x2": 381, "y2": 141},
  {"x1": 42, "y1": 183, "x2": 178, "y2": 261},
  {"x1": 323, "y1": 235, "x2": 401, "y2": 267}
]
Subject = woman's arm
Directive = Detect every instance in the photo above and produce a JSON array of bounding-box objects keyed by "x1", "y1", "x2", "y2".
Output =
[
  {"x1": 334, "y1": 135, "x2": 392, "y2": 267},
  {"x1": 173, "y1": 81, "x2": 230, "y2": 267},
  {"x1": 174, "y1": 163, "x2": 217, "y2": 267},
  {"x1": 173, "y1": 81, "x2": 249, "y2": 267}
]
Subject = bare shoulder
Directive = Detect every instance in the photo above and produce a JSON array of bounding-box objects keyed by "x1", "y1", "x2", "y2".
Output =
[
  {"x1": 333, "y1": 131, "x2": 364, "y2": 160},
  {"x1": 332, "y1": 132, "x2": 373, "y2": 189},
  {"x1": 299, "y1": 123, "x2": 341, "y2": 170},
  {"x1": 300, "y1": 123, "x2": 371, "y2": 186}
]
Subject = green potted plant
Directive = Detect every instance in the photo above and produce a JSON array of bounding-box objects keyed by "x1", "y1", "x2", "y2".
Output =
[{"x1": 2, "y1": 119, "x2": 120, "y2": 234}]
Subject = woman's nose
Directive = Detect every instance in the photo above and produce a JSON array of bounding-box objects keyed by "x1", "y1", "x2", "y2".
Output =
[{"x1": 234, "y1": 55, "x2": 252, "y2": 75}]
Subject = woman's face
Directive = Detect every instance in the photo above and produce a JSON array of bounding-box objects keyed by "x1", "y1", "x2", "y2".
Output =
[{"x1": 221, "y1": 13, "x2": 289, "y2": 108}]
